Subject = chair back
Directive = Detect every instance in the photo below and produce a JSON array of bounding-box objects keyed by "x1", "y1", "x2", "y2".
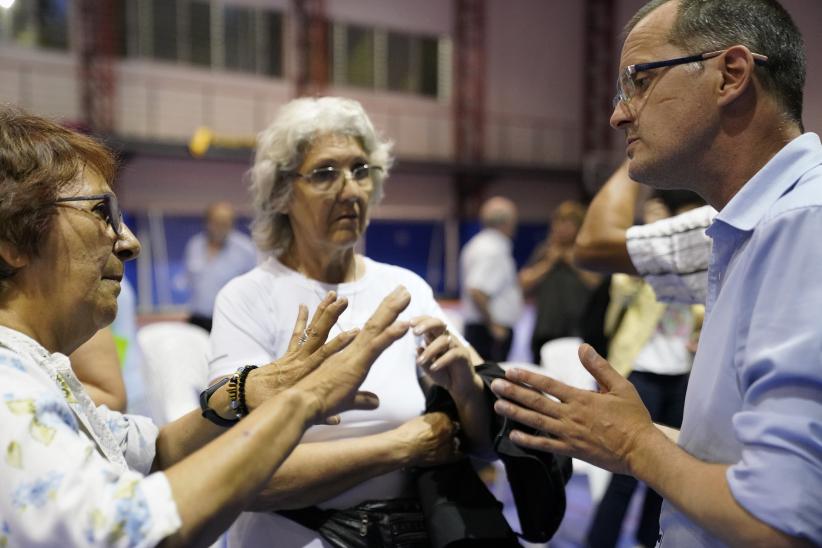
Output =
[
  {"x1": 137, "y1": 322, "x2": 210, "y2": 426},
  {"x1": 539, "y1": 337, "x2": 597, "y2": 391}
]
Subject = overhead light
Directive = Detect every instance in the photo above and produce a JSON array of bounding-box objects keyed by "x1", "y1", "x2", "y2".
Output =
[{"x1": 0, "y1": 0, "x2": 16, "y2": 10}]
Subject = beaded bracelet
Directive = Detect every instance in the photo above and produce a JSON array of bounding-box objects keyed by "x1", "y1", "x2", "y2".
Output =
[
  {"x1": 227, "y1": 370, "x2": 242, "y2": 419},
  {"x1": 236, "y1": 365, "x2": 258, "y2": 417}
]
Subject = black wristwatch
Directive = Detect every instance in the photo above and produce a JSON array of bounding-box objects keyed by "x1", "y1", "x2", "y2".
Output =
[{"x1": 199, "y1": 377, "x2": 238, "y2": 427}]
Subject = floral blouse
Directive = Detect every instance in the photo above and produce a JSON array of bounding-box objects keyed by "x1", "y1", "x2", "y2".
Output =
[{"x1": 0, "y1": 326, "x2": 181, "y2": 547}]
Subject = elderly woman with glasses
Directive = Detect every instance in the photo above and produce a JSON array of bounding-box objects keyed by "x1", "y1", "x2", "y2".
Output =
[
  {"x1": 0, "y1": 106, "x2": 412, "y2": 547},
  {"x1": 207, "y1": 96, "x2": 497, "y2": 547}
]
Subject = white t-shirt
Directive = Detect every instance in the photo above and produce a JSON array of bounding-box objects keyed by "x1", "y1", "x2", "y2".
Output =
[
  {"x1": 459, "y1": 228, "x2": 523, "y2": 327},
  {"x1": 208, "y1": 256, "x2": 462, "y2": 547}
]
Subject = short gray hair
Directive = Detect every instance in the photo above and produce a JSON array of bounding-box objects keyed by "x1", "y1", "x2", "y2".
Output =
[
  {"x1": 625, "y1": 0, "x2": 805, "y2": 129},
  {"x1": 248, "y1": 97, "x2": 394, "y2": 255}
]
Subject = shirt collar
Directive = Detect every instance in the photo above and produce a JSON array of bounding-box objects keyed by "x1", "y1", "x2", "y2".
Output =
[
  {"x1": 712, "y1": 133, "x2": 822, "y2": 233},
  {"x1": 0, "y1": 324, "x2": 53, "y2": 361}
]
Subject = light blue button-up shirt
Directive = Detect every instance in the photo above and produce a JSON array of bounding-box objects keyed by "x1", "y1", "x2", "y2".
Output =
[
  {"x1": 185, "y1": 230, "x2": 257, "y2": 317},
  {"x1": 659, "y1": 133, "x2": 822, "y2": 546}
]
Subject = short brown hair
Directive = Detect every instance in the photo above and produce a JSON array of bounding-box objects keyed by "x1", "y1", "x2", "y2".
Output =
[{"x1": 0, "y1": 106, "x2": 117, "y2": 280}]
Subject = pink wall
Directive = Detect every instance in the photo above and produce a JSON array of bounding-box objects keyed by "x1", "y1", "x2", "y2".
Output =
[{"x1": 485, "y1": 0, "x2": 585, "y2": 165}]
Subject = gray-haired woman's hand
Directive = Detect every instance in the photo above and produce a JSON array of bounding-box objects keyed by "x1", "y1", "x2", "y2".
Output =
[
  {"x1": 394, "y1": 412, "x2": 463, "y2": 468},
  {"x1": 411, "y1": 316, "x2": 483, "y2": 401}
]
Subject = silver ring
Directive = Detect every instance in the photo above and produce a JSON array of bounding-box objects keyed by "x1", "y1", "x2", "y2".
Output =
[{"x1": 297, "y1": 331, "x2": 308, "y2": 346}]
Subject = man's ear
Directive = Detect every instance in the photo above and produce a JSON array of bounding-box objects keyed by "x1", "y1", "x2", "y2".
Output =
[{"x1": 716, "y1": 45, "x2": 757, "y2": 108}]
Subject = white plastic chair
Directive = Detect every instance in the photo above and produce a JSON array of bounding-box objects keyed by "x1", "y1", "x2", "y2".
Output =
[
  {"x1": 538, "y1": 336, "x2": 597, "y2": 391},
  {"x1": 137, "y1": 321, "x2": 230, "y2": 548},
  {"x1": 137, "y1": 322, "x2": 210, "y2": 426}
]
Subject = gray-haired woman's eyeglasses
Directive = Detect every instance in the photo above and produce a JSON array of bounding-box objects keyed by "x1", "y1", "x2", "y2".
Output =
[{"x1": 284, "y1": 164, "x2": 383, "y2": 192}]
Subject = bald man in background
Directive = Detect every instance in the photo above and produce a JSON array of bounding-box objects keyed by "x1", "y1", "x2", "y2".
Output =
[
  {"x1": 460, "y1": 196, "x2": 522, "y2": 361},
  {"x1": 185, "y1": 201, "x2": 256, "y2": 331}
]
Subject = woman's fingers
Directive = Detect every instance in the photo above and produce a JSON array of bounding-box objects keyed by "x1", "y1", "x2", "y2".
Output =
[
  {"x1": 427, "y1": 347, "x2": 465, "y2": 374},
  {"x1": 285, "y1": 304, "x2": 309, "y2": 353},
  {"x1": 348, "y1": 391, "x2": 381, "y2": 411},
  {"x1": 410, "y1": 315, "x2": 447, "y2": 344},
  {"x1": 415, "y1": 331, "x2": 452, "y2": 367},
  {"x1": 300, "y1": 292, "x2": 348, "y2": 354},
  {"x1": 302, "y1": 328, "x2": 359, "y2": 371},
  {"x1": 351, "y1": 286, "x2": 411, "y2": 360},
  {"x1": 318, "y1": 391, "x2": 380, "y2": 419},
  {"x1": 303, "y1": 287, "x2": 410, "y2": 417}
]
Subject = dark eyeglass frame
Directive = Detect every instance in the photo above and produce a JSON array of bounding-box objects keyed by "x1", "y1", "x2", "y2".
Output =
[
  {"x1": 284, "y1": 164, "x2": 383, "y2": 191},
  {"x1": 613, "y1": 48, "x2": 769, "y2": 108},
  {"x1": 54, "y1": 193, "x2": 123, "y2": 237}
]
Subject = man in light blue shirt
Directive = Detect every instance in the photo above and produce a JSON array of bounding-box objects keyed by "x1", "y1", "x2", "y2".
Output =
[
  {"x1": 490, "y1": 0, "x2": 822, "y2": 546},
  {"x1": 185, "y1": 201, "x2": 256, "y2": 331}
]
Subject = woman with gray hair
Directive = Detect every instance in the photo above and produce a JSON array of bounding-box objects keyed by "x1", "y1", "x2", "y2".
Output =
[{"x1": 207, "y1": 97, "x2": 496, "y2": 547}]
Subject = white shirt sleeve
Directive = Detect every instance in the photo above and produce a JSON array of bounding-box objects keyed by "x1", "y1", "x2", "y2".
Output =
[
  {"x1": 0, "y1": 350, "x2": 182, "y2": 547},
  {"x1": 626, "y1": 205, "x2": 716, "y2": 305}
]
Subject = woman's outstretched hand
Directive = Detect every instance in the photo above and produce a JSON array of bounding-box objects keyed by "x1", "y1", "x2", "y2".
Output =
[
  {"x1": 244, "y1": 291, "x2": 357, "y2": 411},
  {"x1": 294, "y1": 285, "x2": 412, "y2": 423}
]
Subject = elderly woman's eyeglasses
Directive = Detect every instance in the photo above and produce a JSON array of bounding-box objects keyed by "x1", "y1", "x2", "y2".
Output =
[
  {"x1": 287, "y1": 164, "x2": 383, "y2": 192},
  {"x1": 613, "y1": 48, "x2": 769, "y2": 108},
  {"x1": 54, "y1": 193, "x2": 123, "y2": 237}
]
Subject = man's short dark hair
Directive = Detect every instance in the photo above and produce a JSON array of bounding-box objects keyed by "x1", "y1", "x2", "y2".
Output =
[{"x1": 626, "y1": 0, "x2": 806, "y2": 130}]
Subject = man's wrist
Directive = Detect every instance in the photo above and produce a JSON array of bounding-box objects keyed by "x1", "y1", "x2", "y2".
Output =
[{"x1": 626, "y1": 423, "x2": 671, "y2": 481}]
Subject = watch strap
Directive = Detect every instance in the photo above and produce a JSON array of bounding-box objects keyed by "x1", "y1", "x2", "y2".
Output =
[{"x1": 199, "y1": 376, "x2": 238, "y2": 427}]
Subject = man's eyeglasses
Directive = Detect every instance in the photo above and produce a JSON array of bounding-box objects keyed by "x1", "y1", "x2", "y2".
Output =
[
  {"x1": 286, "y1": 164, "x2": 383, "y2": 192},
  {"x1": 613, "y1": 48, "x2": 769, "y2": 108},
  {"x1": 54, "y1": 193, "x2": 123, "y2": 237}
]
